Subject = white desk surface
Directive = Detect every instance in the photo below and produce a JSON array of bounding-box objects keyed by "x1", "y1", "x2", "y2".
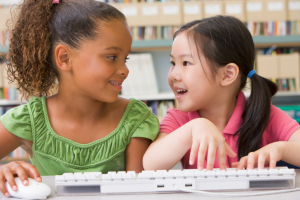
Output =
[{"x1": 1, "y1": 169, "x2": 300, "y2": 200}]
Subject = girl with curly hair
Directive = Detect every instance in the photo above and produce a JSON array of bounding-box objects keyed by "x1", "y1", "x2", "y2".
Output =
[{"x1": 0, "y1": 0, "x2": 159, "y2": 197}]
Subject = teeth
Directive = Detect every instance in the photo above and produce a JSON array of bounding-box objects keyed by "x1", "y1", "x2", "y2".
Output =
[
  {"x1": 109, "y1": 81, "x2": 120, "y2": 85},
  {"x1": 176, "y1": 89, "x2": 187, "y2": 92}
]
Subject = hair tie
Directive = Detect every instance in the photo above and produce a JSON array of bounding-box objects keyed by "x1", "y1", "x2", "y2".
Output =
[
  {"x1": 52, "y1": 0, "x2": 60, "y2": 4},
  {"x1": 247, "y1": 70, "x2": 256, "y2": 78}
]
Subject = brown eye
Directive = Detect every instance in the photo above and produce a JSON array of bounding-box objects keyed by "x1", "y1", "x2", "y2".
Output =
[
  {"x1": 170, "y1": 61, "x2": 175, "y2": 66},
  {"x1": 183, "y1": 61, "x2": 191, "y2": 66},
  {"x1": 108, "y1": 56, "x2": 116, "y2": 60}
]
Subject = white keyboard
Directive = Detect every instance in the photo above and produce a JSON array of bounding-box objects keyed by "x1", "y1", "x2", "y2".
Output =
[{"x1": 55, "y1": 167, "x2": 296, "y2": 196}]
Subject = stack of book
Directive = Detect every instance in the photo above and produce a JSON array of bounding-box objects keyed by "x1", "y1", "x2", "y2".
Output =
[
  {"x1": 256, "y1": 48, "x2": 300, "y2": 92},
  {"x1": 0, "y1": 63, "x2": 18, "y2": 101},
  {"x1": 144, "y1": 100, "x2": 175, "y2": 121}
]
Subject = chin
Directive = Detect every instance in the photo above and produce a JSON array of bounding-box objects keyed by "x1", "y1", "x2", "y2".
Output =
[{"x1": 177, "y1": 104, "x2": 194, "y2": 113}]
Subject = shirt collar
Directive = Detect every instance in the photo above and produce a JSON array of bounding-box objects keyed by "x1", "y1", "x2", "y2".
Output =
[{"x1": 222, "y1": 91, "x2": 246, "y2": 135}]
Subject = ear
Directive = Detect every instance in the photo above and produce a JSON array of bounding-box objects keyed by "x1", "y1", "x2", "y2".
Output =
[
  {"x1": 54, "y1": 44, "x2": 73, "y2": 72},
  {"x1": 220, "y1": 63, "x2": 239, "y2": 87}
]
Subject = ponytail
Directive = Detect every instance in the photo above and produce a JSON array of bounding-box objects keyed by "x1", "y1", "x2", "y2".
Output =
[
  {"x1": 6, "y1": 0, "x2": 56, "y2": 100},
  {"x1": 6, "y1": 0, "x2": 126, "y2": 100},
  {"x1": 235, "y1": 74, "x2": 278, "y2": 159}
]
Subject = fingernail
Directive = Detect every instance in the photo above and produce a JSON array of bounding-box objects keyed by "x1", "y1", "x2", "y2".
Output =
[
  {"x1": 23, "y1": 180, "x2": 28, "y2": 185},
  {"x1": 198, "y1": 166, "x2": 203, "y2": 170},
  {"x1": 36, "y1": 177, "x2": 41, "y2": 181},
  {"x1": 189, "y1": 161, "x2": 192, "y2": 165},
  {"x1": 5, "y1": 193, "x2": 10, "y2": 197},
  {"x1": 13, "y1": 185, "x2": 17, "y2": 190}
]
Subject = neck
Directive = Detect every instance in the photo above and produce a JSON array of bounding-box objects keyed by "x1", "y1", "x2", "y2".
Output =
[
  {"x1": 198, "y1": 93, "x2": 238, "y2": 132},
  {"x1": 48, "y1": 87, "x2": 110, "y2": 122}
]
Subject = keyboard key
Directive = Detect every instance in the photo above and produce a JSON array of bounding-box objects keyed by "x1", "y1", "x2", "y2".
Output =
[
  {"x1": 127, "y1": 171, "x2": 137, "y2": 179},
  {"x1": 123, "y1": 173, "x2": 134, "y2": 180},
  {"x1": 216, "y1": 170, "x2": 226, "y2": 178},
  {"x1": 184, "y1": 171, "x2": 196, "y2": 179},
  {"x1": 227, "y1": 170, "x2": 237, "y2": 178},
  {"x1": 74, "y1": 172, "x2": 86, "y2": 182},
  {"x1": 269, "y1": 169, "x2": 279, "y2": 176},
  {"x1": 206, "y1": 170, "x2": 216, "y2": 178},
  {"x1": 154, "y1": 171, "x2": 164, "y2": 179},
  {"x1": 258, "y1": 169, "x2": 269, "y2": 177},
  {"x1": 112, "y1": 174, "x2": 122, "y2": 181},
  {"x1": 247, "y1": 170, "x2": 258, "y2": 177},
  {"x1": 64, "y1": 173, "x2": 75, "y2": 182},
  {"x1": 108, "y1": 172, "x2": 117, "y2": 176},
  {"x1": 84, "y1": 172, "x2": 102, "y2": 181},
  {"x1": 280, "y1": 169, "x2": 295, "y2": 176},
  {"x1": 102, "y1": 174, "x2": 112, "y2": 181},
  {"x1": 164, "y1": 171, "x2": 174, "y2": 179},
  {"x1": 55, "y1": 175, "x2": 65, "y2": 182},
  {"x1": 237, "y1": 170, "x2": 247, "y2": 177},
  {"x1": 174, "y1": 171, "x2": 184, "y2": 179},
  {"x1": 196, "y1": 170, "x2": 206, "y2": 178}
]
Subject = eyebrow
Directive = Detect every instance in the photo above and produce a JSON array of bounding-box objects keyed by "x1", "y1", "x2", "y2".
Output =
[
  {"x1": 104, "y1": 46, "x2": 123, "y2": 51},
  {"x1": 170, "y1": 54, "x2": 193, "y2": 58}
]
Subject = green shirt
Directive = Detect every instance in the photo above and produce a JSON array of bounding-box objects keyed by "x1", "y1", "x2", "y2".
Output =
[{"x1": 1, "y1": 97, "x2": 159, "y2": 175}]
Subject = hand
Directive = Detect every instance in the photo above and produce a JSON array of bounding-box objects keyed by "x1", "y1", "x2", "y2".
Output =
[
  {"x1": 0, "y1": 161, "x2": 41, "y2": 197},
  {"x1": 232, "y1": 142, "x2": 285, "y2": 170},
  {"x1": 189, "y1": 119, "x2": 236, "y2": 171}
]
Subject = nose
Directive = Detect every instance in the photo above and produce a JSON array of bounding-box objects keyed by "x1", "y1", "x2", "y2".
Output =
[
  {"x1": 119, "y1": 63, "x2": 129, "y2": 78},
  {"x1": 169, "y1": 65, "x2": 181, "y2": 82}
]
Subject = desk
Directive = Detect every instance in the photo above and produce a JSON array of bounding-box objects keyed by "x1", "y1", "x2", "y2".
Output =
[{"x1": 1, "y1": 169, "x2": 300, "y2": 200}]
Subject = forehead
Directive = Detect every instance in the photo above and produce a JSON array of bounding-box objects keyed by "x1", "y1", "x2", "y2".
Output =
[
  {"x1": 90, "y1": 20, "x2": 132, "y2": 51},
  {"x1": 171, "y1": 32, "x2": 198, "y2": 56}
]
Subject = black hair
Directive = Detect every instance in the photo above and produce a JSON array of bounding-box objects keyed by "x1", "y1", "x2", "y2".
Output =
[{"x1": 174, "y1": 16, "x2": 278, "y2": 159}]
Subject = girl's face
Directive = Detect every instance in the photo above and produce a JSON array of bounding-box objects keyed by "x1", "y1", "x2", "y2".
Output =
[
  {"x1": 169, "y1": 32, "x2": 221, "y2": 112},
  {"x1": 70, "y1": 20, "x2": 132, "y2": 102}
]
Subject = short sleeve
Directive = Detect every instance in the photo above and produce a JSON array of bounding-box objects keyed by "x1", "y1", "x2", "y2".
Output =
[
  {"x1": 160, "y1": 109, "x2": 182, "y2": 134},
  {"x1": 0, "y1": 104, "x2": 32, "y2": 141},
  {"x1": 266, "y1": 105, "x2": 300, "y2": 142},
  {"x1": 131, "y1": 112, "x2": 159, "y2": 141}
]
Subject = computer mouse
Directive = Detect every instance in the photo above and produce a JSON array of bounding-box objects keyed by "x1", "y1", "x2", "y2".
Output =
[{"x1": 5, "y1": 177, "x2": 51, "y2": 199}]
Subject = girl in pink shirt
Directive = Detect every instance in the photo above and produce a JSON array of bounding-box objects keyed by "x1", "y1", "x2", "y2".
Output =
[{"x1": 143, "y1": 15, "x2": 300, "y2": 171}]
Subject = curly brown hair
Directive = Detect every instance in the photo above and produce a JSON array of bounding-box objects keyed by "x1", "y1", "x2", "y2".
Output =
[{"x1": 6, "y1": 0, "x2": 126, "y2": 100}]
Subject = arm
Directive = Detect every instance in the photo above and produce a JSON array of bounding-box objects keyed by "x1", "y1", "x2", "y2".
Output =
[
  {"x1": 125, "y1": 137, "x2": 152, "y2": 173},
  {"x1": 143, "y1": 118, "x2": 236, "y2": 171},
  {"x1": 0, "y1": 121, "x2": 41, "y2": 197},
  {"x1": 0, "y1": 121, "x2": 23, "y2": 160}
]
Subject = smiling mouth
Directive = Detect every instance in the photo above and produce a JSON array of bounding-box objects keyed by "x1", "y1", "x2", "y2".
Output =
[
  {"x1": 176, "y1": 89, "x2": 187, "y2": 95},
  {"x1": 109, "y1": 81, "x2": 121, "y2": 86}
]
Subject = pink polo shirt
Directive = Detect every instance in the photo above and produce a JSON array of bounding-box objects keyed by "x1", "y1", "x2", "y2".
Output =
[{"x1": 160, "y1": 91, "x2": 300, "y2": 169}]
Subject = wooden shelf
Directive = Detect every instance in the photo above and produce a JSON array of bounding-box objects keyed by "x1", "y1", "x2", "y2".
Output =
[
  {"x1": 2, "y1": 36, "x2": 299, "y2": 53},
  {"x1": 0, "y1": 99, "x2": 27, "y2": 106}
]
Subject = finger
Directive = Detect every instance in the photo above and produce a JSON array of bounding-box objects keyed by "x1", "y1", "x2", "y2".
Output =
[
  {"x1": 217, "y1": 142, "x2": 227, "y2": 170},
  {"x1": 247, "y1": 152, "x2": 258, "y2": 170},
  {"x1": 257, "y1": 152, "x2": 267, "y2": 170},
  {"x1": 3, "y1": 168, "x2": 18, "y2": 191},
  {"x1": 206, "y1": 142, "x2": 217, "y2": 171},
  {"x1": 225, "y1": 143, "x2": 236, "y2": 158},
  {"x1": 189, "y1": 140, "x2": 200, "y2": 165},
  {"x1": 231, "y1": 162, "x2": 239, "y2": 168},
  {"x1": 21, "y1": 163, "x2": 41, "y2": 182},
  {"x1": 197, "y1": 141, "x2": 208, "y2": 170},
  {"x1": 269, "y1": 153, "x2": 277, "y2": 169},
  {"x1": 237, "y1": 156, "x2": 248, "y2": 170},
  {"x1": 14, "y1": 163, "x2": 30, "y2": 186},
  {"x1": 0, "y1": 175, "x2": 10, "y2": 197}
]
